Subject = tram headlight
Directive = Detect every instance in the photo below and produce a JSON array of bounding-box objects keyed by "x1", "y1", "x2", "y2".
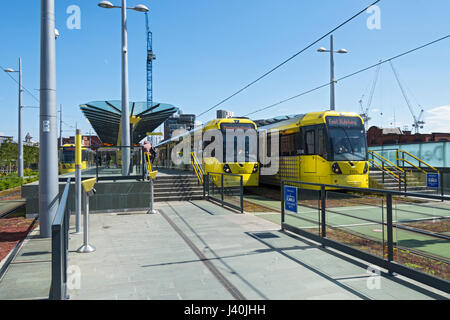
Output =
[
  {"x1": 332, "y1": 163, "x2": 342, "y2": 174},
  {"x1": 363, "y1": 162, "x2": 369, "y2": 174},
  {"x1": 223, "y1": 164, "x2": 232, "y2": 173},
  {"x1": 253, "y1": 164, "x2": 259, "y2": 173}
]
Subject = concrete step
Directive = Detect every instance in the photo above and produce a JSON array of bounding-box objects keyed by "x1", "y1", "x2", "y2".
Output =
[
  {"x1": 154, "y1": 182, "x2": 201, "y2": 188},
  {"x1": 154, "y1": 192, "x2": 204, "y2": 202},
  {"x1": 154, "y1": 186, "x2": 203, "y2": 193},
  {"x1": 154, "y1": 196, "x2": 204, "y2": 202}
]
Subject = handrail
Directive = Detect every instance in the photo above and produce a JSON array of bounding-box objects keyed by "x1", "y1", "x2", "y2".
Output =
[
  {"x1": 145, "y1": 152, "x2": 153, "y2": 176},
  {"x1": 52, "y1": 178, "x2": 71, "y2": 225},
  {"x1": 368, "y1": 151, "x2": 406, "y2": 185},
  {"x1": 369, "y1": 151, "x2": 405, "y2": 173},
  {"x1": 50, "y1": 178, "x2": 71, "y2": 300},
  {"x1": 368, "y1": 158, "x2": 405, "y2": 183},
  {"x1": 190, "y1": 152, "x2": 204, "y2": 185},
  {"x1": 280, "y1": 178, "x2": 450, "y2": 294},
  {"x1": 396, "y1": 150, "x2": 439, "y2": 174}
]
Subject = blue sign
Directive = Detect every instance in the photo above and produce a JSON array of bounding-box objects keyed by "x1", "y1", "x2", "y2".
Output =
[
  {"x1": 284, "y1": 186, "x2": 298, "y2": 213},
  {"x1": 427, "y1": 173, "x2": 440, "y2": 189}
]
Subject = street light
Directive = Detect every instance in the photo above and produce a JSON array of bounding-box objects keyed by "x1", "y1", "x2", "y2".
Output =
[
  {"x1": 4, "y1": 58, "x2": 23, "y2": 179},
  {"x1": 98, "y1": 0, "x2": 149, "y2": 176},
  {"x1": 317, "y1": 35, "x2": 348, "y2": 111}
]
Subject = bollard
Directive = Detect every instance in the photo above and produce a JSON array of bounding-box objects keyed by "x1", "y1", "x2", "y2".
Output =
[
  {"x1": 146, "y1": 152, "x2": 158, "y2": 214},
  {"x1": 77, "y1": 178, "x2": 97, "y2": 253},
  {"x1": 148, "y1": 178, "x2": 157, "y2": 214},
  {"x1": 75, "y1": 129, "x2": 82, "y2": 234}
]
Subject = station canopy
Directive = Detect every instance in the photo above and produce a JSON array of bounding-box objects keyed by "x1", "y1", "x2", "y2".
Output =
[{"x1": 80, "y1": 100, "x2": 179, "y2": 146}]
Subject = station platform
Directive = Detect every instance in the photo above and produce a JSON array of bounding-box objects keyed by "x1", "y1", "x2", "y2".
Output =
[{"x1": 0, "y1": 200, "x2": 448, "y2": 300}]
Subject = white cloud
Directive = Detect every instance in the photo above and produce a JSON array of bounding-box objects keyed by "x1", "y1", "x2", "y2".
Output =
[{"x1": 424, "y1": 105, "x2": 450, "y2": 133}]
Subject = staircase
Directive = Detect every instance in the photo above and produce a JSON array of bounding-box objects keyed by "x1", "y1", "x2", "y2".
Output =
[
  {"x1": 153, "y1": 175, "x2": 204, "y2": 202},
  {"x1": 369, "y1": 168, "x2": 436, "y2": 194}
]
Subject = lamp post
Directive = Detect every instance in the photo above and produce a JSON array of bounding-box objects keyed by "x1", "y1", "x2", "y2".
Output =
[
  {"x1": 4, "y1": 58, "x2": 23, "y2": 178},
  {"x1": 317, "y1": 35, "x2": 348, "y2": 111},
  {"x1": 39, "y1": 0, "x2": 59, "y2": 238},
  {"x1": 98, "y1": 0, "x2": 149, "y2": 176}
]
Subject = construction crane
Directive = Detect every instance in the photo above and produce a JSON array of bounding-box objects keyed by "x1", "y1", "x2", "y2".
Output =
[
  {"x1": 389, "y1": 61, "x2": 425, "y2": 134},
  {"x1": 145, "y1": 12, "x2": 156, "y2": 109},
  {"x1": 359, "y1": 62, "x2": 382, "y2": 130}
]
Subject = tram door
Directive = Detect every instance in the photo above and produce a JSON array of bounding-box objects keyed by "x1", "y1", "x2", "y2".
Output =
[{"x1": 303, "y1": 129, "x2": 317, "y2": 174}]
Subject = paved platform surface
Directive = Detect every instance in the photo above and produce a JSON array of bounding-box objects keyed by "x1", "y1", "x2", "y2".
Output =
[{"x1": 0, "y1": 200, "x2": 448, "y2": 300}]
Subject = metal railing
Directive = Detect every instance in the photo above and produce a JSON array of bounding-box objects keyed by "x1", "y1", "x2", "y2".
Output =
[
  {"x1": 280, "y1": 179, "x2": 450, "y2": 294},
  {"x1": 58, "y1": 146, "x2": 147, "y2": 183},
  {"x1": 369, "y1": 150, "x2": 405, "y2": 184},
  {"x1": 49, "y1": 178, "x2": 71, "y2": 300},
  {"x1": 205, "y1": 172, "x2": 244, "y2": 213},
  {"x1": 191, "y1": 152, "x2": 204, "y2": 185},
  {"x1": 396, "y1": 149, "x2": 440, "y2": 174}
]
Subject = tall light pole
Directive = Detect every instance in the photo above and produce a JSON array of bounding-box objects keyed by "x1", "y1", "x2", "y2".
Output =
[
  {"x1": 39, "y1": 0, "x2": 59, "y2": 238},
  {"x1": 4, "y1": 58, "x2": 23, "y2": 178},
  {"x1": 98, "y1": 1, "x2": 149, "y2": 176},
  {"x1": 317, "y1": 35, "x2": 348, "y2": 111}
]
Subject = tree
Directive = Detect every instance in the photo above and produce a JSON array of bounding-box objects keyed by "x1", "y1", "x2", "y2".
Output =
[
  {"x1": 24, "y1": 145, "x2": 39, "y2": 170},
  {"x1": 0, "y1": 138, "x2": 17, "y2": 173}
]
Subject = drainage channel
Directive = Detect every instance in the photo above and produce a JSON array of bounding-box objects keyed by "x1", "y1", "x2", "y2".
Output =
[{"x1": 158, "y1": 208, "x2": 246, "y2": 300}]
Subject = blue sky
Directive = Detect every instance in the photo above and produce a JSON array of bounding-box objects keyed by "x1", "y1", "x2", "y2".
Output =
[{"x1": 0, "y1": 0, "x2": 449, "y2": 142}]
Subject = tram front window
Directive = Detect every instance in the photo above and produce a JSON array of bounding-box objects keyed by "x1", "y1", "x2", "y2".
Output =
[
  {"x1": 61, "y1": 148, "x2": 75, "y2": 163},
  {"x1": 326, "y1": 117, "x2": 367, "y2": 162},
  {"x1": 221, "y1": 123, "x2": 257, "y2": 163}
]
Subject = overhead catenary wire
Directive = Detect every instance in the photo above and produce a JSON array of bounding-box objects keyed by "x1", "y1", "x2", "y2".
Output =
[
  {"x1": 0, "y1": 65, "x2": 40, "y2": 103},
  {"x1": 196, "y1": 0, "x2": 382, "y2": 119},
  {"x1": 243, "y1": 34, "x2": 450, "y2": 118}
]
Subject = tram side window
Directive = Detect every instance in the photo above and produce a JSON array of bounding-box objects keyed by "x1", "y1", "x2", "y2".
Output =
[
  {"x1": 305, "y1": 130, "x2": 315, "y2": 155},
  {"x1": 317, "y1": 127, "x2": 328, "y2": 159},
  {"x1": 281, "y1": 134, "x2": 294, "y2": 156}
]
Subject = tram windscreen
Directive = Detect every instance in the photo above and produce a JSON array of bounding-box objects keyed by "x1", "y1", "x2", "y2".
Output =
[
  {"x1": 326, "y1": 117, "x2": 368, "y2": 161},
  {"x1": 61, "y1": 147, "x2": 76, "y2": 163},
  {"x1": 220, "y1": 123, "x2": 257, "y2": 162}
]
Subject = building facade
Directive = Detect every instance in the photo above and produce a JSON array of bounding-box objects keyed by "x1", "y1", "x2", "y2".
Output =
[
  {"x1": 367, "y1": 126, "x2": 450, "y2": 147},
  {"x1": 164, "y1": 113, "x2": 196, "y2": 141}
]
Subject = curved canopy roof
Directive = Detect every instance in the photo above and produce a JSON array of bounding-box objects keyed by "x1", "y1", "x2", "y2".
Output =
[{"x1": 80, "y1": 100, "x2": 179, "y2": 145}]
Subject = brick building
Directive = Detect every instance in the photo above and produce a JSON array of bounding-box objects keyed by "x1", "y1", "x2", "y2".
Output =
[
  {"x1": 367, "y1": 126, "x2": 450, "y2": 147},
  {"x1": 62, "y1": 135, "x2": 103, "y2": 148}
]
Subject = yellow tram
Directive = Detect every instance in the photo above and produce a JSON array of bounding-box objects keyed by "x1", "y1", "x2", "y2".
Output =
[
  {"x1": 155, "y1": 118, "x2": 260, "y2": 187},
  {"x1": 259, "y1": 111, "x2": 369, "y2": 190},
  {"x1": 58, "y1": 144, "x2": 93, "y2": 174}
]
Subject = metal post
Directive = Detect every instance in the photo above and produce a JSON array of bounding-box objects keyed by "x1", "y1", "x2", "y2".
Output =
[
  {"x1": 221, "y1": 174, "x2": 224, "y2": 206},
  {"x1": 240, "y1": 176, "x2": 244, "y2": 214},
  {"x1": 386, "y1": 194, "x2": 394, "y2": 275},
  {"x1": 77, "y1": 192, "x2": 96, "y2": 253},
  {"x1": 75, "y1": 130, "x2": 82, "y2": 234},
  {"x1": 59, "y1": 104, "x2": 62, "y2": 147},
  {"x1": 330, "y1": 35, "x2": 335, "y2": 111},
  {"x1": 39, "y1": 0, "x2": 59, "y2": 238},
  {"x1": 18, "y1": 58, "x2": 23, "y2": 179},
  {"x1": 121, "y1": 0, "x2": 131, "y2": 176},
  {"x1": 148, "y1": 178, "x2": 157, "y2": 214},
  {"x1": 281, "y1": 181, "x2": 285, "y2": 229},
  {"x1": 440, "y1": 171, "x2": 444, "y2": 199},
  {"x1": 321, "y1": 186, "x2": 326, "y2": 239}
]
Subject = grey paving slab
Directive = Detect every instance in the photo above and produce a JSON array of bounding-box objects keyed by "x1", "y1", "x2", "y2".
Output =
[
  {"x1": 0, "y1": 200, "x2": 448, "y2": 300},
  {"x1": 0, "y1": 229, "x2": 51, "y2": 300}
]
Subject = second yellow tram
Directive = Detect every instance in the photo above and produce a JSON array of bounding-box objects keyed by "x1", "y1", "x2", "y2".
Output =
[
  {"x1": 258, "y1": 111, "x2": 369, "y2": 190},
  {"x1": 155, "y1": 118, "x2": 260, "y2": 187}
]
